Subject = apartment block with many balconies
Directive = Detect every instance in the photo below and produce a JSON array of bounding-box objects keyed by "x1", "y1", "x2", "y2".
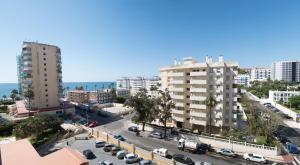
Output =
[{"x1": 160, "y1": 55, "x2": 238, "y2": 133}]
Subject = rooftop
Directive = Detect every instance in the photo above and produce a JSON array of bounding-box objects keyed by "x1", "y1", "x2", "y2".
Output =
[{"x1": 0, "y1": 139, "x2": 88, "y2": 165}]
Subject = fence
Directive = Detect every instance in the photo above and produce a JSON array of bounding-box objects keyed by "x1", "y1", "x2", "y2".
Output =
[{"x1": 90, "y1": 128, "x2": 187, "y2": 165}]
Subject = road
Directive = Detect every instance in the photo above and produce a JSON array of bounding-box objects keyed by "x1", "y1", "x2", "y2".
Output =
[{"x1": 94, "y1": 114, "x2": 273, "y2": 165}]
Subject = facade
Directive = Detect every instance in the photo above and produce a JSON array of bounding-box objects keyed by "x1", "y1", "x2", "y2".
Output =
[
  {"x1": 0, "y1": 139, "x2": 88, "y2": 165},
  {"x1": 18, "y1": 42, "x2": 63, "y2": 109},
  {"x1": 160, "y1": 56, "x2": 238, "y2": 132},
  {"x1": 250, "y1": 67, "x2": 271, "y2": 82},
  {"x1": 271, "y1": 61, "x2": 300, "y2": 83},
  {"x1": 236, "y1": 74, "x2": 251, "y2": 87},
  {"x1": 116, "y1": 76, "x2": 160, "y2": 96},
  {"x1": 269, "y1": 90, "x2": 300, "y2": 103},
  {"x1": 67, "y1": 90, "x2": 90, "y2": 104},
  {"x1": 116, "y1": 89, "x2": 130, "y2": 99},
  {"x1": 90, "y1": 89, "x2": 113, "y2": 104}
]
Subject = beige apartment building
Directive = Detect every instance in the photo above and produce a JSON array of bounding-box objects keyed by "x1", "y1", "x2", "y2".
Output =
[
  {"x1": 18, "y1": 42, "x2": 63, "y2": 110},
  {"x1": 68, "y1": 90, "x2": 90, "y2": 104},
  {"x1": 160, "y1": 56, "x2": 238, "y2": 133}
]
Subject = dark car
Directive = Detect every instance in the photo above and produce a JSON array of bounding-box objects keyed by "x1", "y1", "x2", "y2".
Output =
[
  {"x1": 128, "y1": 126, "x2": 139, "y2": 132},
  {"x1": 197, "y1": 143, "x2": 212, "y2": 154},
  {"x1": 103, "y1": 144, "x2": 114, "y2": 152},
  {"x1": 277, "y1": 135, "x2": 290, "y2": 144},
  {"x1": 114, "y1": 135, "x2": 125, "y2": 141},
  {"x1": 173, "y1": 154, "x2": 194, "y2": 165},
  {"x1": 83, "y1": 149, "x2": 95, "y2": 159},
  {"x1": 111, "y1": 146, "x2": 121, "y2": 156}
]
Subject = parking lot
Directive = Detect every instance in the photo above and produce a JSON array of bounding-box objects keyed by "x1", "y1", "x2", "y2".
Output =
[{"x1": 49, "y1": 133, "x2": 144, "y2": 165}]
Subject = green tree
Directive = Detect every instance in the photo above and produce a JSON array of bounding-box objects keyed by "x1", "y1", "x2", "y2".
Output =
[
  {"x1": 110, "y1": 88, "x2": 117, "y2": 102},
  {"x1": 23, "y1": 89, "x2": 34, "y2": 110},
  {"x1": 10, "y1": 89, "x2": 18, "y2": 101},
  {"x1": 125, "y1": 88, "x2": 156, "y2": 131},
  {"x1": 204, "y1": 94, "x2": 217, "y2": 134},
  {"x1": 289, "y1": 95, "x2": 300, "y2": 109},
  {"x1": 75, "y1": 86, "x2": 84, "y2": 90},
  {"x1": 115, "y1": 96, "x2": 126, "y2": 104},
  {"x1": 157, "y1": 89, "x2": 175, "y2": 139},
  {"x1": 2, "y1": 95, "x2": 7, "y2": 100}
]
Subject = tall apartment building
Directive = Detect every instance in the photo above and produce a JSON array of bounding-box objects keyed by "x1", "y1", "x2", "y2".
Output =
[
  {"x1": 236, "y1": 74, "x2": 250, "y2": 87},
  {"x1": 18, "y1": 42, "x2": 63, "y2": 110},
  {"x1": 160, "y1": 56, "x2": 238, "y2": 133},
  {"x1": 271, "y1": 61, "x2": 300, "y2": 83},
  {"x1": 116, "y1": 76, "x2": 160, "y2": 96},
  {"x1": 250, "y1": 67, "x2": 271, "y2": 81}
]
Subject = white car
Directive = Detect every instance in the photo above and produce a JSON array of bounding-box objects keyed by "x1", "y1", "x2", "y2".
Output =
[
  {"x1": 243, "y1": 153, "x2": 267, "y2": 163},
  {"x1": 216, "y1": 148, "x2": 237, "y2": 157},
  {"x1": 99, "y1": 160, "x2": 113, "y2": 165},
  {"x1": 153, "y1": 148, "x2": 168, "y2": 157},
  {"x1": 124, "y1": 153, "x2": 139, "y2": 164},
  {"x1": 149, "y1": 132, "x2": 163, "y2": 139}
]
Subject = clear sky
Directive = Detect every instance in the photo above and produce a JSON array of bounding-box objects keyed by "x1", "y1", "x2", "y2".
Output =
[{"x1": 0, "y1": 0, "x2": 300, "y2": 83}]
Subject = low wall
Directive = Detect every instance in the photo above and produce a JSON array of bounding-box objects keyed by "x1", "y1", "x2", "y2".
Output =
[
  {"x1": 197, "y1": 135, "x2": 279, "y2": 157},
  {"x1": 271, "y1": 101, "x2": 298, "y2": 120}
]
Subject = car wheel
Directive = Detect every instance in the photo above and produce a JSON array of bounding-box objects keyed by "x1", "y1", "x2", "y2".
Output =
[{"x1": 246, "y1": 158, "x2": 250, "y2": 161}]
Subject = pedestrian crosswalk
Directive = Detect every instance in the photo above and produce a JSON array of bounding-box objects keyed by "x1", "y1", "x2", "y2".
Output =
[{"x1": 293, "y1": 156, "x2": 300, "y2": 165}]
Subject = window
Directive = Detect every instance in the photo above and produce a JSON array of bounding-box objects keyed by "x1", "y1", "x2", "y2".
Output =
[
  {"x1": 43, "y1": 47, "x2": 46, "y2": 50},
  {"x1": 45, "y1": 78, "x2": 47, "y2": 81},
  {"x1": 44, "y1": 68, "x2": 47, "y2": 71},
  {"x1": 44, "y1": 73, "x2": 47, "y2": 76},
  {"x1": 46, "y1": 104, "x2": 48, "y2": 107},
  {"x1": 186, "y1": 73, "x2": 190, "y2": 76},
  {"x1": 45, "y1": 89, "x2": 48, "y2": 92},
  {"x1": 45, "y1": 94, "x2": 48, "y2": 97},
  {"x1": 186, "y1": 80, "x2": 190, "y2": 83},
  {"x1": 186, "y1": 95, "x2": 190, "y2": 98},
  {"x1": 44, "y1": 63, "x2": 46, "y2": 66},
  {"x1": 186, "y1": 88, "x2": 190, "y2": 91},
  {"x1": 43, "y1": 52, "x2": 46, "y2": 55},
  {"x1": 45, "y1": 84, "x2": 48, "y2": 87},
  {"x1": 43, "y1": 58, "x2": 46, "y2": 61},
  {"x1": 46, "y1": 99, "x2": 48, "y2": 102}
]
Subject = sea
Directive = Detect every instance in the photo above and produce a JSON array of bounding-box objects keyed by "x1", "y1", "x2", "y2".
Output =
[{"x1": 0, "y1": 82, "x2": 116, "y2": 97}]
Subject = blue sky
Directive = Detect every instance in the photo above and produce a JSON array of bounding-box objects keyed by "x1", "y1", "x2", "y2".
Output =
[{"x1": 0, "y1": 0, "x2": 300, "y2": 83}]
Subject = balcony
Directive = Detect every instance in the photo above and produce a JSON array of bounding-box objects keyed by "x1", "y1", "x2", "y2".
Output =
[
  {"x1": 175, "y1": 102, "x2": 184, "y2": 107},
  {"x1": 169, "y1": 72, "x2": 184, "y2": 77},
  {"x1": 190, "y1": 104, "x2": 206, "y2": 109},
  {"x1": 190, "y1": 110, "x2": 206, "y2": 118},
  {"x1": 190, "y1": 80, "x2": 206, "y2": 84},
  {"x1": 190, "y1": 95, "x2": 206, "y2": 101},
  {"x1": 23, "y1": 67, "x2": 32, "y2": 71},
  {"x1": 169, "y1": 87, "x2": 184, "y2": 92},
  {"x1": 190, "y1": 72, "x2": 206, "y2": 77},
  {"x1": 22, "y1": 78, "x2": 32, "y2": 84},
  {"x1": 171, "y1": 109, "x2": 185, "y2": 115},
  {"x1": 216, "y1": 80, "x2": 223, "y2": 85},
  {"x1": 190, "y1": 118, "x2": 207, "y2": 126},
  {"x1": 216, "y1": 96, "x2": 223, "y2": 102},
  {"x1": 171, "y1": 94, "x2": 184, "y2": 100},
  {"x1": 173, "y1": 115, "x2": 184, "y2": 122},
  {"x1": 170, "y1": 79, "x2": 184, "y2": 84},
  {"x1": 190, "y1": 88, "x2": 206, "y2": 93}
]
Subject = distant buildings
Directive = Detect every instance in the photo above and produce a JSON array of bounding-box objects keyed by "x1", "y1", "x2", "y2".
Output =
[
  {"x1": 116, "y1": 76, "x2": 160, "y2": 95},
  {"x1": 236, "y1": 74, "x2": 250, "y2": 87},
  {"x1": 269, "y1": 90, "x2": 300, "y2": 103},
  {"x1": 68, "y1": 90, "x2": 90, "y2": 104},
  {"x1": 271, "y1": 61, "x2": 300, "y2": 83},
  {"x1": 250, "y1": 67, "x2": 271, "y2": 82},
  {"x1": 0, "y1": 139, "x2": 88, "y2": 165},
  {"x1": 90, "y1": 90, "x2": 113, "y2": 104},
  {"x1": 14, "y1": 42, "x2": 74, "y2": 118},
  {"x1": 160, "y1": 56, "x2": 238, "y2": 132},
  {"x1": 116, "y1": 89, "x2": 130, "y2": 99}
]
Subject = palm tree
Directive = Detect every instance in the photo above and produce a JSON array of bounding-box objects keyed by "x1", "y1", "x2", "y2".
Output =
[
  {"x1": 2, "y1": 95, "x2": 7, "y2": 100},
  {"x1": 204, "y1": 94, "x2": 217, "y2": 135},
  {"x1": 11, "y1": 89, "x2": 19, "y2": 101},
  {"x1": 157, "y1": 89, "x2": 175, "y2": 139},
  {"x1": 24, "y1": 89, "x2": 34, "y2": 111}
]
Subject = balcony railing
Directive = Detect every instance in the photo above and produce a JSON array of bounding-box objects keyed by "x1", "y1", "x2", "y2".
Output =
[
  {"x1": 175, "y1": 102, "x2": 184, "y2": 107},
  {"x1": 171, "y1": 109, "x2": 185, "y2": 115},
  {"x1": 171, "y1": 94, "x2": 184, "y2": 100},
  {"x1": 169, "y1": 87, "x2": 184, "y2": 92},
  {"x1": 173, "y1": 115, "x2": 184, "y2": 122},
  {"x1": 169, "y1": 72, "x2": 184, "y2": 77},
  {"x1": 190, "y1": 110, "x2": 206, "y2": 118},
  {"x1": 190, "y1": 79, "x2": 206, "y2": 84},
  {"x1": 190, "y1": 104, "x2": 206, "y2": 109},
  {"x1": 170, "y1": 79, "x2": 184, "y2": 84},
  {"x1": 190, "y1": 88, "x2": 206, "y2": 93},
  {"x1": 190, "y1": 72, "x2": 206, "y2": 77},
  {"x1": 190, "y1": 95, "x2": 206, "y2": 101},
  {"x1": 190, "y1": 118, "x2": 207, "y2": 126}
]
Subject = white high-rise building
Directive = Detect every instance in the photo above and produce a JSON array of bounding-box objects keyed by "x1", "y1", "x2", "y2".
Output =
[
  {"x1": 116, "y1": 76, "x2": 160, "y2": 95},
  {"x1": 271, "y1": 61, "x2": 300, "y2": 83},
  {"x1": 250, "y1": 68, "x2": 271, "y2": 81},
  {"x1": 160, "y1": 55, "x2": 238, "y2": 132}
]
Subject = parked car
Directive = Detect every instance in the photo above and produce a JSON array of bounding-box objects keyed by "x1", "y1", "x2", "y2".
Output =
[
  {"x1": 243, "y1": 153, "x2": 267, "y2": 163},
  {"x1": 277, "y1": 135, "x2": 290, "y2": 144},
  {"x1": 195, "y1": 162, "x2": 212, "y2": 165},
  {"x1": 103, "y1": 144, "x2": 114, "y2": 152},
  {"x1": 99, "y1": 160, "x2": 113, "y2": 165},
  {"x1": 124, "y1": 153, "x2": 140, "y2": 164},
  {"x1": 149, "y1": 132, "x2": 163, "y2": 139},
  {"x1": 114, "y1": 135, "x2": 125, "y2": 141},
  {"x1": 173, "y1": 154, "x2": 194, "y2": 165},
  {"x1": 78, "y1": 119, "x2": 87, "y2": 125},
  {"x1": 216, "y1": 148, "x2": 237, "y2": 157},
  {"x1": 88, "y1": 121, "x2": 98, "y2": 128},
  {"x1": 83, "y1": 149, "x2": 95, "y2": 159},
  {"x1": 111, "y1": 146, "x2": 121, "y2": 156},
  {"x1": 197, "y1": 143, "x2": 212, "y2": 154},
  {"x1": 128, "y1": 126, "x2": 139, "y2": 132},
  {"x1": 116, "y1": 150, "x2": 127, "y2": 159},
  {"x1": 139, "y1": 160, "x2": 152, "y2": 165},
  {"x1": 287, "y1": 143, "x2": 299, "y2": 154},
  {"x1": 153, "y1": 148, "x2": 168, "y2": 157},
  {"x1": 95, "y1": 140, "x2": 106, "y2": 148}
]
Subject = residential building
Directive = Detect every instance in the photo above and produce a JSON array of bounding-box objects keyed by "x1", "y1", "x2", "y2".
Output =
[
  {"x1": 14, "y1": 42, "x2": 74, "y2": 118},
  {"x1": 116, "y1": 89, "x2": 130, "y2": 99},
  {"x1": 90, "y1": 89, "x2": 113, "y2": 104},
  {"x1": 67, "y1": 90, "x2": 90, "y2": 104},
  {"x1": 160, "y1": 55, "x2": 238, "y2": 133},
  {"x1": 271, "y1": 61, "x2": 300, "y2": 83},
  {"x1": 116, "y1": 76, "x2": 160, "y2": 96},
  {"x1": 0, "y1": 139, "x2": 88, "y2": 165},
  {"x1": 269, "y1": 90, "x2": 300, "y2": 103},
  {"x1": 250, "y1": 67, "x2": 271, "y2": 81},
  {"x1": 236, "y1": 74, "x2": 251, "y2": 87}
]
